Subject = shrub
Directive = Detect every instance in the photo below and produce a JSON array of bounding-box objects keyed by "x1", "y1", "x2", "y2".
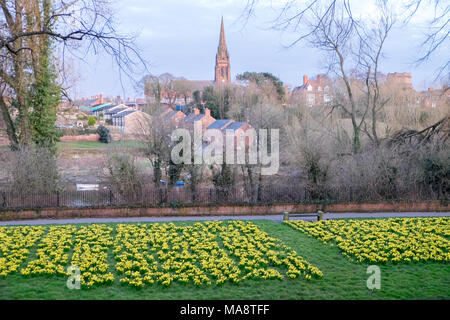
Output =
[
  {"x1": 88, "y1": 116, "x2": 96, "y2": 126},
  {"x1": 9, "y1": 145, "x2": 61, "y2": 194},
  {"x1": 97, "y1": 125, "x2": 112, "y2": 143},
  {"x1": 106, "y1": 154, "x2": 144, "y2": 202},
  {"x1": 420, "y1": 150, "x2": 449, "y2": 197}
]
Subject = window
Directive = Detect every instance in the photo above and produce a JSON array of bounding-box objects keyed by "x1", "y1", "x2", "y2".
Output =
[{"x1": 307, "y1": 94, "x2": 315, "y2": 106}]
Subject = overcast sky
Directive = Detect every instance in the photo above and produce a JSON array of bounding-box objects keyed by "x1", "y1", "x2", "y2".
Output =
[{"x1": 69, "y1": 0, "x2": 449, "y2": 99}]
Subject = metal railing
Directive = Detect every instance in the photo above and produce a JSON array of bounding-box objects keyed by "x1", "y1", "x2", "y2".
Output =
[{"x1": 0, "y1": 184, "x2": 447, "y2": 211}]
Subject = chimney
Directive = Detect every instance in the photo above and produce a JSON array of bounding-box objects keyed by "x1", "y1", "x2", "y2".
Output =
[
  {"x1": 194, "y1": 108, "x2": 200, "y2": 115},
  {"x1": 100, "y1": 93, "x2": 104, "y2": 103},
  {"x1": 303, "y1": 75, "x2": 308, "y2": 85},
  {"x1": 205, "y1": 108, "x2": 211, "y2": 117},
  {"x1": 317, "y1": 75, "x2": 322, "y2": 83}
]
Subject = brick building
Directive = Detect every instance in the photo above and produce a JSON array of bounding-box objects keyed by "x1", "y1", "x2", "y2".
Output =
[
  {"x1": 291, "y1": 74, "x2": 331, "y2": 107},
  {"x1": 164, "y1": 110, "x2": 186, "y2": 128},
  {"x1": 182, "y1": 108, "x2": 216, "y2": 132},
  {"x1": 112, "y1": 110, "x2": 151, "y2": 135},
  {"x1": 419, "y1": 85, "x2": 450, "y2": 109},
  {"x1": 386, "y1": 72, "x2": 413, "y2": 90}
]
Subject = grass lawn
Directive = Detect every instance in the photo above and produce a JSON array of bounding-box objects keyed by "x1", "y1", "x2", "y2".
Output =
[
  {"x1": 0, "y1": 220, "x2": 448, "y2": 300},
  {"x1": 56, "y1": 140, "x2": 145, "y2": 151}
]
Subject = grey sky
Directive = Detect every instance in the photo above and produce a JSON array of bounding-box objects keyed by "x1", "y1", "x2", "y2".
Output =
[{"x1": 70, "y1": 0, "x2": 449, "y2": 99}]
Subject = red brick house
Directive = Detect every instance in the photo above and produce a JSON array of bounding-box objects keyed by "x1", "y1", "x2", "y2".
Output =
[
  {"x1": 182, "y1": 108, "x2": 216, "y2": 132},
  {"x1": 223, "y1": 122, "x2": 254, "y2": 151},
  {"x1": 419, "y1": 85, "x2": 450, "y2": 109},
  {"x1": 164, "y1": 110, "x2": 186, "y2": 128},
  {"x1": 291, "y1": 74, "x2": 331, "y2": 107}
]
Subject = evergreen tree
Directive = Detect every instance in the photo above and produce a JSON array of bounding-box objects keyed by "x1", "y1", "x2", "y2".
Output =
[
  {"x1": 202, "y1": 86, "x2": 231, "y2": 119},
  {"x1": 97, "y1": 125, "x2": 112, "y2": 143},
  {"x1": 236, "y1": 72, "x2": 285, "y2": 102},
  {"x1": 29, "y1": 47, "x2": 61, "y2": 153}
]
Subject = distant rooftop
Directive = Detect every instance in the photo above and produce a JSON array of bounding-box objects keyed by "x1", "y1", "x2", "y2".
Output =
[
  {"x1": 165, "y1": 110, "x2": 182, "y2": 119},
  {"x1": 106, "y1": 107, "x2": 127, "y2": 115},
  {"x1": 207, "y1": 119, "x2": 233, "y2": 130},
  {"x1": 182, "y1": 112, "x2": 198, "y2": 122},
  {"x1": 112, "y1": 110, "x2": 136, "y2": 118},
  {"x1": 226, "y1": 122, "x2": 246, "y2": 131},
  {"x1": 91, "y1": 103, "x2": 113, "y2": 112},
  {"x1": 192, "y1": 114, "x2": 205, "y2": 122}
]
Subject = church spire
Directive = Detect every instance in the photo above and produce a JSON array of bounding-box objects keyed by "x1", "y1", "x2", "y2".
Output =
[
  {"x1": 215, "y1": 17, "x2": 231, "y2": 84},
  {"x1": 218, "y1": 17, "x2": 227, "y2": 54}
]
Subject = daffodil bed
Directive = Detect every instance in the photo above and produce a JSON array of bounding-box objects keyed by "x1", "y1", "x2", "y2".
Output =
[
  {"x1": 0, "y1": 221, "x2": 322, "y2": 289},
  {"x1": 286, "y1": 217, "x2": 450, "y2": 263}
]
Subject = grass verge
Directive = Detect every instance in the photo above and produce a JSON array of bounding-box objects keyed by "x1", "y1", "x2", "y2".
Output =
[{"x1": 0, "y1": 220, "x2": 448, "y2": 300}]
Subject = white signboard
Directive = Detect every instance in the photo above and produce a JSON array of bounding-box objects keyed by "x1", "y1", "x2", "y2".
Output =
[{"x1": 76, "y1": 184, "x2": 99, "y2": 191}]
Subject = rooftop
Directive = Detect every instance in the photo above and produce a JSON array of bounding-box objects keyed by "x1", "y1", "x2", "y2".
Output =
[
  {"x1": 106, "y1": 107, "x2": 127, "y2": 115},
  {"x1": 182, "y1": 112, "x2": 198, "y2": 122},
  {"x1": 165, "y1": 110, "x2": 183, "y2": 119},
  {"x1": 112, "y1": 110, "x2": 136, "y2": 118},
  {"x1": 192, "y1": 114, "x2": 205, "y2": 122},
  {"x1": 207, "y1": 119, "x2": 233, "y2": 130},
  {"x1": 91, "y1": 103, "x2": 113, "y2": 112},
  {"x1": 226, "y1": 122, "x2": 246, "y2": 131}
]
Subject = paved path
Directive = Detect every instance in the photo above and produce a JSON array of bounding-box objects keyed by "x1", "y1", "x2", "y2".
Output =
[{"x1": 0, "y1": 211, "x2": 448, "y2": 226}]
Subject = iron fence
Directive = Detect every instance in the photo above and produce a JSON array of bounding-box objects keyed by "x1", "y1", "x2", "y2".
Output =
[{"x1": 0, "y1": 184, "x2": 447, "y2": 211}]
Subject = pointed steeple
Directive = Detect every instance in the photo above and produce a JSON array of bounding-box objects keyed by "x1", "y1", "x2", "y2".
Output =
[
  {"x1": 218, "y1": 17, "x2": 227, "y2": 54},
  {"x1": 215, "y1": 17, "x2": 231, "y2": 84}
]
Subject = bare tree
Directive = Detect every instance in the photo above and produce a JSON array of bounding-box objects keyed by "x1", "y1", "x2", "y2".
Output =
[
  {"x1": 172, "y1": 79, "x2": 195, "y2": 107},
  {"x1": 403, "y1": 0, "x2": 449, "y2": 77},
  {"x1": 307, "y1": 2, "x2": 395, "y2": 152},
  {"x1": 142, "y1": 114, "x2": 173, "y2": 189},
  {"x1": 241, "y1": 0, "x2": 448, "y2": 150},
  {"x1": 106, "y1": 153, "x2": 144, "y2": 203},
  {"x1": 356, "y1": 5, "x2": 395, "y2": 146},
  {"x1": 141, "y1": 73, "x2": 181, "y2": 110},
  {"x1": 0, "y1": 0, "x2": 145, "y2": 149},
  {"x1": 230, "y1": 86, "x2": 287, "y2": 201},
  {"x1": 8, "y1": 145, "x2": 61, "y2": 194}
]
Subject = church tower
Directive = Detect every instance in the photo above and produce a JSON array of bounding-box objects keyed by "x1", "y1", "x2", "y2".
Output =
[{"x1": 215, "y1": 17, "x2": 231, "y2": 85}]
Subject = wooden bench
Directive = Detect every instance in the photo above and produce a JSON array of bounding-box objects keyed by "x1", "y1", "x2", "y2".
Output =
[{"x1": 283, "y1": 211, "x2": 324, "y2": 222}]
